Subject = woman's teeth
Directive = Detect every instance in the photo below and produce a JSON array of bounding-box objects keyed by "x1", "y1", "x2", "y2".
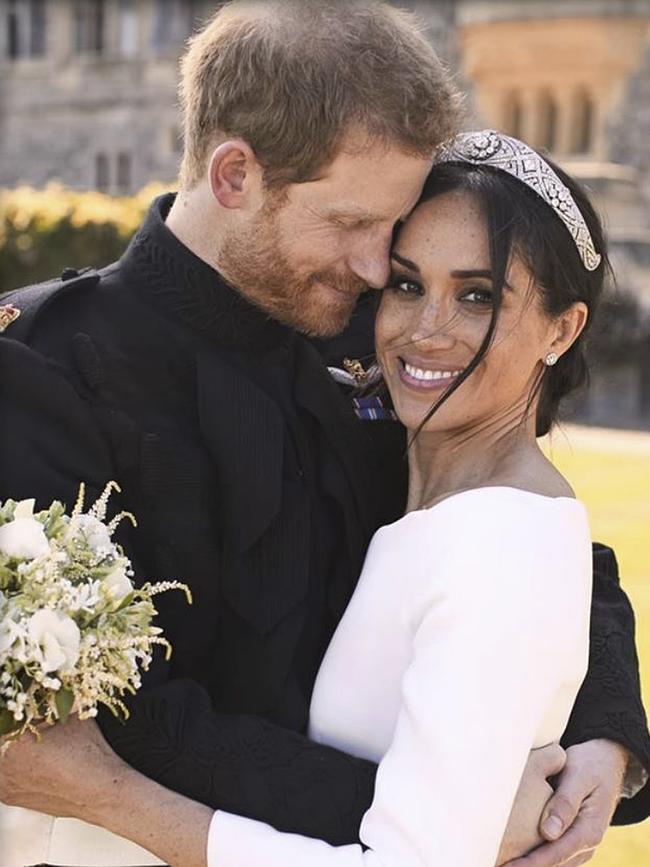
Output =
[{"x1": 403, "y1": 363, "x2": 462, "y2": 382}]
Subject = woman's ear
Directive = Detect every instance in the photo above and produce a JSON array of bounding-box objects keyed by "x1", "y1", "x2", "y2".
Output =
[
  {"x1": 548, "y1": 302, "x2": 589, "y2": 360},
  {"x1": 208, "y1": 139, "x2": 262, "y2": 209}
]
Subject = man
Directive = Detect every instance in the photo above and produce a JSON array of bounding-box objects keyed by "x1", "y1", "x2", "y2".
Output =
[{"x1": 1, "y1": 2, "x2": 649, "y2": 865}]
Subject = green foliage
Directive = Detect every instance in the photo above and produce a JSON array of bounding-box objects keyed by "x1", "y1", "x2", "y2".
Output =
[
  {"x1": 0, "y1": 183, "x2": 169, "y2": 295},
  {"x1": 0, "y1": 706, "x2": 17, "y2": 736},
  {"x1": 54, "y1": 688, "x2": 75, "y2": 725}
]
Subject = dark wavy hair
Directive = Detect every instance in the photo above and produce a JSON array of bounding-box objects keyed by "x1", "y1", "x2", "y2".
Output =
[{"x1": 406, "y1": 156, "x2": 610, "y2": 438}]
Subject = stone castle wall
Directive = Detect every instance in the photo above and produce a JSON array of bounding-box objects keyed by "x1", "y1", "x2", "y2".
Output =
[{"x1": 0, "y1": 0, "x2": 457, "y2": 193}]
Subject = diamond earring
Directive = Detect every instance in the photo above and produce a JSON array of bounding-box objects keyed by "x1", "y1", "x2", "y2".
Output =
[{"x1": 545, "y1": 352, "x2": 558, "y2": 367}]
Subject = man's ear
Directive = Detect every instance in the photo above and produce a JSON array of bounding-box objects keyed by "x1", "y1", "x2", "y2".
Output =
[{"x1": 208, "y1": 140, "x2": 262, "y2": 209}]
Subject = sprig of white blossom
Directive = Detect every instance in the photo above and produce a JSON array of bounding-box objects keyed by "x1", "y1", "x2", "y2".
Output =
[{"x1": 0, "y1": 482, "x2": 191, "y2": 747}]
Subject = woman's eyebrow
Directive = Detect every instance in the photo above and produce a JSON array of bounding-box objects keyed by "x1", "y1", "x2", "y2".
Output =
[
  {"x1": 391, "y1": 252, "x2": 420, "y2": 273},
  {"x1": 450, "y1": 269, "x2": 492, "y2": 279},
  {"x1": 451, "y1": 268, "x2": 515, "y2": 292}
]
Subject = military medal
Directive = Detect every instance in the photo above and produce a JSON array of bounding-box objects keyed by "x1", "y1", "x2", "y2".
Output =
[
  {"x1": 342, "y1": 357, "x2": 370, "y2": 386},
  {"x1": 328, "y1": 357, "x2": 382, "y2": 389},
  {"x1": 0, "y1": 304, "x2": 20, "y2": 333}
]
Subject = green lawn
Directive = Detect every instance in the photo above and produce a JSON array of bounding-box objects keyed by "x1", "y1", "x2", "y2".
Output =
[{"x1": 543, "y1": 425, "x2": 650, "y2": 865}]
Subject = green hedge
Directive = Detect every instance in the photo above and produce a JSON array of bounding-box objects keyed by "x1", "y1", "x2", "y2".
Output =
[{"x1": 0, "y1": 183, "x2": 168, "y2": 295}]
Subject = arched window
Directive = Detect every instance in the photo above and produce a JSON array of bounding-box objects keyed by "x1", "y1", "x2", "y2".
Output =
[
  {"x1": 502, "y1": 91, "x2": 523, "y2": 139},
  {"x1": 538, "y1": 91, "x2": 558, "y2": 153},
  {"x1": 572, "y1": 90, "x2": 594, "y2": 155}
]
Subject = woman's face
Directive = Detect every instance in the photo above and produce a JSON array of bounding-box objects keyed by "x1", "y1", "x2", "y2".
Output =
[{"x1": 376, "y1": 190, "x2": 561, "y2": 436}]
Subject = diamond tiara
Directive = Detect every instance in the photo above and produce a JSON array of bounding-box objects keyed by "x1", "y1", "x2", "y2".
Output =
[{"x1": 436, "y1": 130, "x2": 602, "y2": 272}]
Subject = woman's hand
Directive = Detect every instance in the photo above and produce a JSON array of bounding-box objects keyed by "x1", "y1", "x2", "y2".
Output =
[
  {"x1": 0, "y1": 713, "x2": 212, "y2": 867},
  {"x1": 496, "y1": 744, "x2": 567, "y2": 865},
  {"x1": 0, "y1": 715, "x2": 125, "y2": 823}
]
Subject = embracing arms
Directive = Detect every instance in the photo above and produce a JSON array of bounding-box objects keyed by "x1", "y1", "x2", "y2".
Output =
[{"x1": 1, "y1": 338, "x2": 648, "y2": 863}]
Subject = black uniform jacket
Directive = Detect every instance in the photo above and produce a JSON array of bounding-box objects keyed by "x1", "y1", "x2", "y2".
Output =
[{"x1": 1, "y1": 195, "x2": 649, "y2": 839}]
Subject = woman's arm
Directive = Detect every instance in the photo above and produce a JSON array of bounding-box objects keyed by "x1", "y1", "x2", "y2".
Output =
[
  {"x1": 0, "y1": 495, "x2": 589, "y2": 866},
  {"x1": 93, "y1": 762, "x2": 213, "y2": 867},
  {"x1": 205, "y1": 494, "x2": 592, "y2": 867}
]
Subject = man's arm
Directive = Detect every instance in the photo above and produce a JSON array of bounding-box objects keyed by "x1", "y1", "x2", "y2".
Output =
[
  {"x1": 561, "y1": 543, "x2": 650, "y2": 824},
  {"x1": 99, "y1": 678, "x2": 378, "y2": 845}
]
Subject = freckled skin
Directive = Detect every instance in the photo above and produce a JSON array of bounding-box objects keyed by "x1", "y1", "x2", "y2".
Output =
[{"x1": 377, "y1": 190, "x2": 561, "y2": 436}]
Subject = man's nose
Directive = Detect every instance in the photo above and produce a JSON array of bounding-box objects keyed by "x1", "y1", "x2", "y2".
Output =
[{"x1": 347, "y1": 232, "x2": 392, "y2": 289}]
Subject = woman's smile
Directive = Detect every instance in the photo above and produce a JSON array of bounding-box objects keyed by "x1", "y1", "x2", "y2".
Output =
[{"x1": 398, "y1": 358, "x2": 464, "y2": 392}]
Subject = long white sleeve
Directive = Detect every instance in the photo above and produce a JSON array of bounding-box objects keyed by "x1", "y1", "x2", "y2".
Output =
[{"x1": 208, "y1": 489, "x2": 592, "y2": 867}]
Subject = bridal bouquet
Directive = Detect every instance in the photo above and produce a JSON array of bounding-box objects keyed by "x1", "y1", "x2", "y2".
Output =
[{"x1": 0, "y1": 482, "x2": 191, "y2": 745}]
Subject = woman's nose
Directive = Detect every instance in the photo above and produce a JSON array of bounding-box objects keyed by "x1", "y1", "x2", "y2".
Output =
[{"x1": 409, "y1": 304, "x2": 457, "y2": 350}]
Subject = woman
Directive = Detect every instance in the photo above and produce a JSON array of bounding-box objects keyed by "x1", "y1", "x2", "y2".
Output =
[{"x1": 200, "y1": 130, "x2": 603, "y2": 865}]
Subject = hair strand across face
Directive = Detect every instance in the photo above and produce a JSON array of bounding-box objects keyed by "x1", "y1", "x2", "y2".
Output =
[{"x1": 401, "y1": 157, "x2": 609, "y2": 440}]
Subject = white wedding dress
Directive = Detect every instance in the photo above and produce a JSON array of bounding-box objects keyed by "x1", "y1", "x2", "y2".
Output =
[
  {"x1": 1, "y1": 487, "x2": 591, "y2": 867},
  {"x1": 207, "y1": 487, "x2": 593, "y2": 867},
  {"x1": 0, "y1": 810, "x2": 164, "y2": 867}
]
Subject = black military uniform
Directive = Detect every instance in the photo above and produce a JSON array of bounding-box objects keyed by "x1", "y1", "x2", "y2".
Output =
[{"x1": 1, "y1": 194, "x2": 649, "y2": 838}]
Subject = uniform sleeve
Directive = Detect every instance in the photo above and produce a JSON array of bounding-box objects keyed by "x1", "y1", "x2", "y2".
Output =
[
  {"x1": 562, "y1": 544, "x2": 650, "y2": 824},
  {"x1": 0, "y1": 338, "x2": 117, "y2": 513},
  {"x1": 206, "y1": 498, "x2": 591, "y2": 867}
]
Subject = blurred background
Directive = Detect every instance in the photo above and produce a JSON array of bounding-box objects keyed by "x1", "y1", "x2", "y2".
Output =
[{"x1": 0, "y1": 1, "x2": 648, "y2": 862}]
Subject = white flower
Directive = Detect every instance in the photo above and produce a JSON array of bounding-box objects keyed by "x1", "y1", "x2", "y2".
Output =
[
  {"x1": 65, "y1": 514, "x2": 112, "y2": 554},
  {"x1": 103, "y1": 566, "x2": 133, "y2": 606},
  {"x1": 14, "y1": 499, "x2": 36, "y2": 519},
  {"x1": 27, "y1": 609, "x2": 81, "y2": 673},
  {"x1": 67, "y1": 581, "x2": 101, "y2": 612},
  {"x1": 0, "y1": 508, "x2": 49, "y2": 560},
  {"x1": 0, "y1": 615, "x2": 27, "y2": 658}
]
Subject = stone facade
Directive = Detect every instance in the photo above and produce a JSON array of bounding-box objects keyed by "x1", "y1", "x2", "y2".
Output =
[
  {"x1": 2, "y1": 1, "x2": 647, "y2": 199},
  {"x1": 0, "y1": 0, "x2": 456, "y2": 194},
  {"x1": 0, "y1": 0, "x2": 210, "y2": 193}
]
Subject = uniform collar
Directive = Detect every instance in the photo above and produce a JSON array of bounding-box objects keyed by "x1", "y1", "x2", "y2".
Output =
[{"x1": 120, "y1": 193, "x2": 291, "y2": 350}]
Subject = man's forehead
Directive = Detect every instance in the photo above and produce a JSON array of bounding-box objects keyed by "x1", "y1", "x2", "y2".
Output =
[
  {"x1": 329, "y1": 143, "x2": 431, "y2": 180},
  {"x1": 295, "y1": 152, "x2": 431, "y2": 221}
]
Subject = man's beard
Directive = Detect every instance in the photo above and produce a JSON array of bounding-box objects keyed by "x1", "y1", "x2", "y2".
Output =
[{"x1": 218, "y1": 206, "x2": 367, "y2": 338}]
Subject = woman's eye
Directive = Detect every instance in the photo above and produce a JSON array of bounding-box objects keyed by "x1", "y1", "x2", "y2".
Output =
[
  {"x1": 389, "y1": 278, "x2": 423, "y2": 296},
  {"x1": 461, "y1": 287, "x2": 493, "y2": 305}
]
